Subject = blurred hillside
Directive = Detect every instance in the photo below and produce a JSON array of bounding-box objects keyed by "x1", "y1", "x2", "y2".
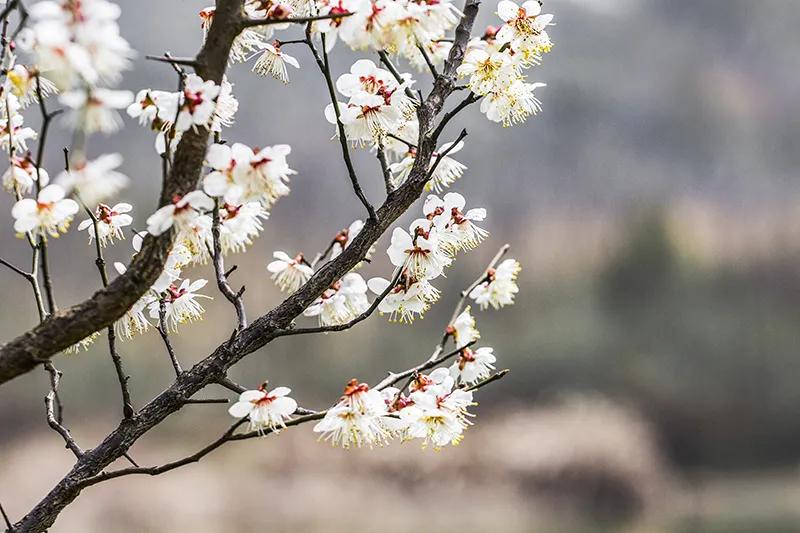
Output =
[{"x1": 2, "y1": 0, "x2": 800, "y2": 530}]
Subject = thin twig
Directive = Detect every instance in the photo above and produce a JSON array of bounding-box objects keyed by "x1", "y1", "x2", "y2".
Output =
[
  {"x1": 376, "y1": 143, "x2": 393, "y2": 194},
  {"x1": 183, "y1": 398, "x2": 229, "y2": 405},
  {"x1": 423, "y1": 243, "x2": 510, "y2": 366},
  {"x1": 425, "y1": 128, "x2": 468, "y2": 184},
  {"x1": 417, "y1": 43, "x2": 439, "y2": 78},
  {"x1": 377, "y1": 50, "x2": 421, "y2": 103},
  {"x1": 464, "y1": 369, "x2": 509, "y2": 391},
  {"x1": 43, "y1": 363, "x2": 83, "y2": 459},
  {"x1": 275, "y1": 265, "x2": 404, "y2": 337},
  {"x1": 307, "y1": 30, "x2": 377, "y2": 221},
  {"x1": 145, "y1": 55, "x2": 201, "y2": 68},
  {"x1": 0, "y1": 257, "x2": 29, "y2": 279},
  {"x1": 81, "y1": 201, "x2": 135, "y2": 419},
  {"x1": 216, "y1": 376, "x2": 247, "y2": 394},
  {"x1": 0, "y1": 500, "x2": 12, "y2": 532},
  {"x1": 432, "y1": 93, "x2": 480, "y2": 140},
  {"x1": 387, "y1": 132, "x2": 416, "y2": 149},
  {"x1": 156, "y1": 301, "x2": 182, "y2": 377},
  {"x1": 210, "y1": 199, "x2": 247, "y2": 330},
  {"x1": 375, "y1": 341, "x2": 475, "y2": 390}
]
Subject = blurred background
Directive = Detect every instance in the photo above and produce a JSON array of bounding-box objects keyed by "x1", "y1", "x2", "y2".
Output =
[{"x1": 3, "y1": 0, "x2": 800, "y2": 531}]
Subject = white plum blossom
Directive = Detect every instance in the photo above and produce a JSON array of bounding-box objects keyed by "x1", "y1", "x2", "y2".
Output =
[
  {"x1": 304, "y1": 273, "x2": 370, "y2": 326},
  {"x1": 457, "y1": 49, "x2": 517, "y2": 96},
  {"x1": 4, "y1": 63, "x2": 58, "y2": 107},
  {"x1": 77, "y1": 202, "x2": 133, "y2": 247},
  {"x1": 448, "y1": 306, "x2": 480, "y2": 348},
  {"x1": 386, "y1": 224, "x2": 451, "y2": 280},
  {"x1": 0, "y1": 105, "x2": 37, "y2": 153},
  {"x1": 22, "y1": 0, "x2": 133, "y2": 89},
  {"x1": 325, "y1": 59, "x2": 415, "y2": 144},
  {"x1": 267, "y1": 251, "x2": 314, "y2": 293},
  {"x1": 129, "y1": 233, "x2": 194, "y2": 294},
  {"x1": 211, "y1": 77, "x2": 239, "y2": 132},
  {"x1": 126, "y1": 89, "x2": 176, "y2": 126},
  {"x1": 56, "y1": 153, "x2": 129, "y2": 206},
  {"x1": 146, "y1": 191, "x2": 214, "y2": 236},
  {"x1": 174, "y1": 74, "x2": 221, "y2": 132},
  {"x1": 11, "y1": 184, "x2": 78, "y2": 237},
  {"x1": 389, "y1": 140, "x2": 467, "y2": 192},
  {"x1": 424, "y1": 192, "x2": 488, "y2": 254},
  {"x1": 217, "y1": 202, "x2": 269, "y2": 254},
  {"x1": 469, "y1": 258, "x2": 521, "y2": 309},
  {"x1": 2, "y1": 153, "x2": 48, "y2": 193},
  {"x1": 450, "y1": 346, "x2": 496, "y2": 384},
  {"x1": 111, "y1": 262, "x2": 154, "y2": 340},
  {"x1": 367, "y1": 274, "x2": 439, "y2": 323},
  {"x1": 496, "y1": 0, "x2": 554, "y2": 57},
  {"x1": 480, "y1": 79, "x2": 545, "y2": 126},
  {"x1": 330, "y1": 219, "x2": 364, "y2": 260},
  {"x1": 203, "y1": 142, "x2": 295, "y2": 206},
  {"x1": 313, "y1": 379, "x2": 392, "y2": 448},
  {"x1": 148, "y1": 278, "x2": 212, "y2": 332},
  {"x1": 329, "y1": 219, "x2": 374, "y2": 266},
  {"x1": 252, "y1": 42, "x2": 300, "y2": 83},
  {"x1": 228, "y1": 385, "x2": 298, "y2": 433},
  {"x1": 400, "y1": 369, "x2": 474, "y2": 448},
  {"x1": 59, "y1": 88, "x2": 133, "y2": 133},
  {"x1": 313, "y1": 0, "x2": 461, "y2": 61}
]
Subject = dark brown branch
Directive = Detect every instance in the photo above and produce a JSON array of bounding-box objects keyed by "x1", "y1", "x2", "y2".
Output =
[
  {"x1": 38, "y1": 236, "x2": 56, "y2": 315},
  {"x1": 77, "y1": 419, "x2": 248, "y2": 488},
  {"x1": 183, "y1": 398, "x2": 229, "y2": 405},
  {"x1": 31, "y1": 76, "x2": 61, "y2": 317}
]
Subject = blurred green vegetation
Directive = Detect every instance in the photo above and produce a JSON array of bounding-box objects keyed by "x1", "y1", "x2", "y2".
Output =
[{"x1": 502, "y1": 210, "x2": 800, "y2": 470}]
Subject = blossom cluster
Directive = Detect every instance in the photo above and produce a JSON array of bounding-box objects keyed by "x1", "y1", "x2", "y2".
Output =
[
  {"x1": 0, "y1": 0, "x2": 544, "y2": 458},
  {"x1": 6, "y1": 0, "x2": 135, "y2": 248},
  {"x1": 457, "y1": 1, "x2": 553, "y2": 125},
  {"x1": 228, "y1": 299, "x2": 514, "y2": 449}
]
